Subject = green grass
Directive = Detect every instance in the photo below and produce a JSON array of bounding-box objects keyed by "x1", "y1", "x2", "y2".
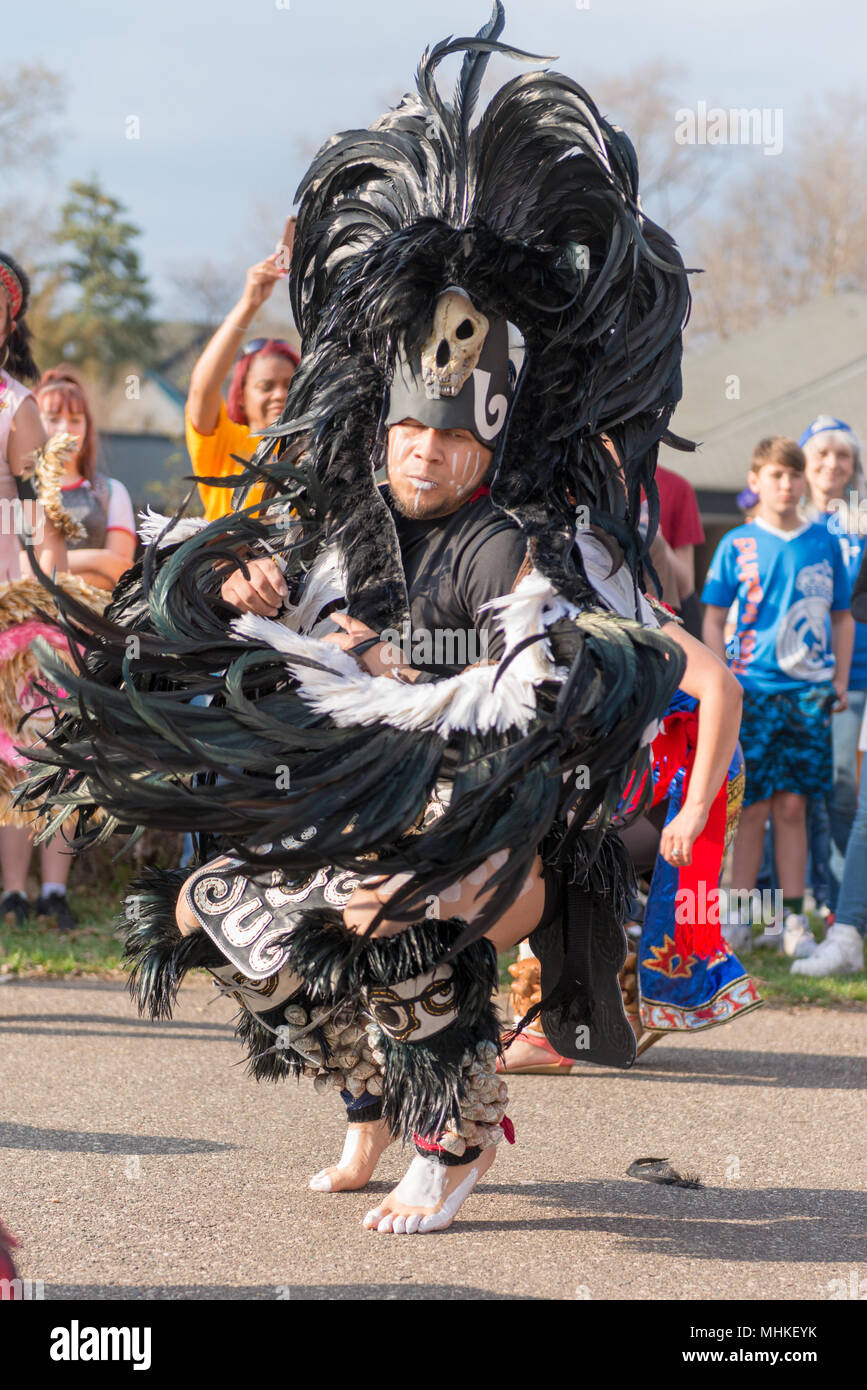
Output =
[
  {"x1": 4, "y1": 881, "x2": 866, "y2": 1009},
  {"x1": 738, "y1": 946, "x2": 867, "y2": 1007},
  {"x1": 0, "y1": 873, "x2": 129, "y2": 978}
]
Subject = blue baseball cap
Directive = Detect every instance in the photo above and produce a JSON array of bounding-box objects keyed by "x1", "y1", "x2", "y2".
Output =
[{"x1": 798, "y1": 415, "x2": 860, "y2": 452}]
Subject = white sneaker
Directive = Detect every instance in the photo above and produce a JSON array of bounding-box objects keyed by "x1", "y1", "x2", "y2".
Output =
[
  {"x1": 753, "y1": 921, "x2": 783, "y2": 950},
  {"x1": 721, "y1": 922, "x2": 751, "y2": 954},
  {"x1": 791, "y1": 923, "x2": 864, "y2": 976},
  {"x1": 782, "y1": 913, "x2": 817, "y2": 960}
]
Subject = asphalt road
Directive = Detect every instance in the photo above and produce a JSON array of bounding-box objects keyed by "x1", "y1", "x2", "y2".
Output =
[{"x1": 1, "y1": 976, "x2": 865, "y2": 1301}]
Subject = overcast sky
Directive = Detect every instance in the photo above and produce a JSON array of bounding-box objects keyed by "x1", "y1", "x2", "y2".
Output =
[{"x1": 7, "y1": 0, "x2": 866, "y2": 311}]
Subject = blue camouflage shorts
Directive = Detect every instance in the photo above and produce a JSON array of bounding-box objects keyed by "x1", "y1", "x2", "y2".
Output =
[{"x1": 739, "y1": 684, "x2": 835, "y2": 806}]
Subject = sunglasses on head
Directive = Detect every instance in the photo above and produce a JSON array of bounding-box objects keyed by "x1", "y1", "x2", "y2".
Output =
[{"x1": 241, "y1": 338, "x2": 292, "y2": 357}]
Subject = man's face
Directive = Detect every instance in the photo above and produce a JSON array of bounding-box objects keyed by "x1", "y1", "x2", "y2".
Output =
[{"x1": 386, "y1": 419, "x2": 492, "y2": 519}]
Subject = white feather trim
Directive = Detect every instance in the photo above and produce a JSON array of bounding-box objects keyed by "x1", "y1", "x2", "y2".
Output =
[
  {"x1": 233, "y1": 610, "x2": 537, "y2": 735},
  {"x1": 232, "y1": 567, "x2": 570, "y2": 736},
  {"x1": 137, "y1": 508, "x2": 209, "y2": 548},
  {"x1": 283, "y1": 545, "x2": 347, "y2": 636}
]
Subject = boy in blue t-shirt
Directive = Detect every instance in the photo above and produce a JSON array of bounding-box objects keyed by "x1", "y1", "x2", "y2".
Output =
[{"x1": 702, "y1": 436, "x2": 854, "y2": 960}]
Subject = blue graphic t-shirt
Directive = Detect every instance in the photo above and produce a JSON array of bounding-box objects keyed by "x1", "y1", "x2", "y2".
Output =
[
  {"x1": 818, "y1": 512, "x2": 867, "y2": 691},
  {"x1": 702, "y1": 518, "x2": 851, "y2": 693}
]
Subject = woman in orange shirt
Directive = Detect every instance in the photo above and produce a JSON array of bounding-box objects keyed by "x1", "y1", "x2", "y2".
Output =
[{"x1": 186, "y1": 231, "x2": 299, "y2": 522}]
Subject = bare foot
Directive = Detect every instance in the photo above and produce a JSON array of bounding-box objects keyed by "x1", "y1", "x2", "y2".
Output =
[
  {"x1": 309, "y1": 1119, "x2": 393, "y2": 1193},
  {"x1": 497, "y1": 1032, "x2": 573, "y2": 1073},
  {"x1": 362, "y1": 1144, "x2": 497, "y2": 1234}
]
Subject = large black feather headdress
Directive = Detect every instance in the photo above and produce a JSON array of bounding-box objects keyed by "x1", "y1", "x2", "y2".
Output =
[
  {"x1": 18, "y1": 3, "x2": 689, "y2": 947},
  {"x1": 243, "y1": 0, "x2": 692, "y2": 628}
]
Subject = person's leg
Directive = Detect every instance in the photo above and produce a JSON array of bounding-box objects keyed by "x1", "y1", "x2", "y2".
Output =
[
  {"x1": 730, "y1": 798, "x2": 771, "y2": 897},
  {"x1": 345, "y1": 856, "x2": 541, "y2": 1234},
  {"x1": 308, "y1": 1090, "x2": 393, "y2": 1194},
  {"x1": 805, "y1": 795, "x2": 832, "y2": 911},
  {"x1": 0, "y1": 826, "x2": 33, "y2": 898},
  {"x1": 793, "y1": 747, "x2": 867, "y2": 976},
  {"x1": 771, "y1": 790, "x2": 818, "y2": 959},
  {"x1": 827, "y1": 689, "x2": 867, "y2": 909},
  {"x1": 829, "y1": 744, "x2": 867, "y2": 937},
  {"x1": 38, "y1": 836, "x2": 72, "y2": 892},
  {"x1": 771, "y1": 792, "x2": 808, "y2": 899}
]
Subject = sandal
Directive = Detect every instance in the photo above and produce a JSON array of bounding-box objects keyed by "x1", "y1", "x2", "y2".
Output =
[{"x1": 498, "y1": 1029, "x2": 577, "y2": 1074}]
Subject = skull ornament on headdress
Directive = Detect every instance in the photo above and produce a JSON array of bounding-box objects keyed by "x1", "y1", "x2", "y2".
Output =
[
  {"x1": 421, "y1": 289, "x2": 489, "y2": 398},
  {"x1": 386, "y1": 291, "x2": 513, "y2": 446}
]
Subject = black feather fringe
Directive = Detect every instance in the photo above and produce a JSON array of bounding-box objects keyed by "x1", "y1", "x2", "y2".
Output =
[{"x1": 122, "y1": 868, "x2": 224, "y2": 1021}]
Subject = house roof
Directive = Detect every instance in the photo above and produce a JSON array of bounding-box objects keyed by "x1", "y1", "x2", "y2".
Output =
[{"x1": 658, "y1": 292, "x2": 867, "y2": 495}]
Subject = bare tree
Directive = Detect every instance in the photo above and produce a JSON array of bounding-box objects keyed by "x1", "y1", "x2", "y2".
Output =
[
  {"x1": 0, "y1": 64, "x2": 66, "y2": 171},
  {"x1": 688, "y1": 89, "x2": 867, "y2": 343},
  {"x1": 590, "y1": 60, "x2": 719, "y2": 229},
  {"x1": 0, "y1": 64, "x2": 67, "y2": 265}
]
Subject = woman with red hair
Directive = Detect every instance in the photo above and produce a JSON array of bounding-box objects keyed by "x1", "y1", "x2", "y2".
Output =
[
  {"x1": 35, "y1": 369, "x2": 136, "y2": 591},
  {"x1": 186, "y1": 230, "x2": 299, "y2": 523}
]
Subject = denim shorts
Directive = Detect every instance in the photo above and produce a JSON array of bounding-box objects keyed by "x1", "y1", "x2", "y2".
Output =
[{"x1": 739, "y1": 684, "x2": 835, "y2": 806}]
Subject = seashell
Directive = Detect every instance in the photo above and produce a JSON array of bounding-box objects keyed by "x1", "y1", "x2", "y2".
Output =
[
  {"x1": 338, "y1": 1050, "x2": 360, "y2": 1071},
  {"x1": 353, "y1": 1061, "x2": 376, "y2": 1082},
  {"x1": 345, "y1": 1075, "x2": 367, "y2": 1098},
  {"x1": 365, "y1": 1075, "x2": 383, "y2": 1095},
  {"x1": 283, "y1": 1005, "x2": 308, "y2": 1026},
  {"x1": 477, "y1": 1040, "x2": 499, "y2": 1061},
  {"x1": 313, "y1": 1074, "x2": 331, "y2": 1094},
  {"x1": 438, "y1": 1133, "x2": 466, "y2": 1156}
]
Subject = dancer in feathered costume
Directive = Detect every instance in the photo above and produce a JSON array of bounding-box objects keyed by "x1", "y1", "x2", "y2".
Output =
[{"x1": 19, "y1": 5, "x2": 728, "y2": 1231}]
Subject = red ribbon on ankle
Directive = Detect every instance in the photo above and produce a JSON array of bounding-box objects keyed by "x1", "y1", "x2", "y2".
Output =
[
  {"x1": 500, "y1": 1116, "x2": 516, "y2": 1145},
  {"x1": 413, "y1": 1133, "x2": 447, "y2": 1155}
]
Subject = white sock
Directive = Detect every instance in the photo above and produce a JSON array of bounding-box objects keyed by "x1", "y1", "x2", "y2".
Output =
[{"x1": 41, "y1": 882, "x2": 67, "y2": 897}]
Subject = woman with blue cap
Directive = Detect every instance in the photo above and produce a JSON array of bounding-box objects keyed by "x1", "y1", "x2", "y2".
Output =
[{"x1": 796, "y1": 415, "x2": 866, "y2": 975}]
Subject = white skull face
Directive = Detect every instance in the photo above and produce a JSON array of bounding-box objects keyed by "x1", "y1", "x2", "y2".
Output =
[{"x1": 421, "y1": 289, "x2": 489, "y2": 399}]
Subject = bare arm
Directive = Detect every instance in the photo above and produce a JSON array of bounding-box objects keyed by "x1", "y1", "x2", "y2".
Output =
[
  {"x1": 66, "y1": 531, "x2": 135, "y2": 590},
  {"x1": 701, "y1": 604, "x2": 729, "y2": 663},
  {"x1": 187, "y1": 221, "x2": 294, "y2": 435},
  {"x1": 672, "y1": 543, "x2": 696, "y2": 598},
  {"x1": 657, "y1": 621, "x2": 743, "y2": 866},
  {"x1": 831, "y1": 610, "x2": 854, "y2": 712},
  {"x1": 7, "y1": 398, "x2": 67, "y2": 577}
]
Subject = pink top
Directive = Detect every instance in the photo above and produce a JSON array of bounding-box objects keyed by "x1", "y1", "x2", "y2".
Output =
[
  {"x1": 0, "y1": 370, "x2": 33, "y2": 466},
  {"x1": 0, "y1": 370, "x2": 36, "y2": 579}
]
